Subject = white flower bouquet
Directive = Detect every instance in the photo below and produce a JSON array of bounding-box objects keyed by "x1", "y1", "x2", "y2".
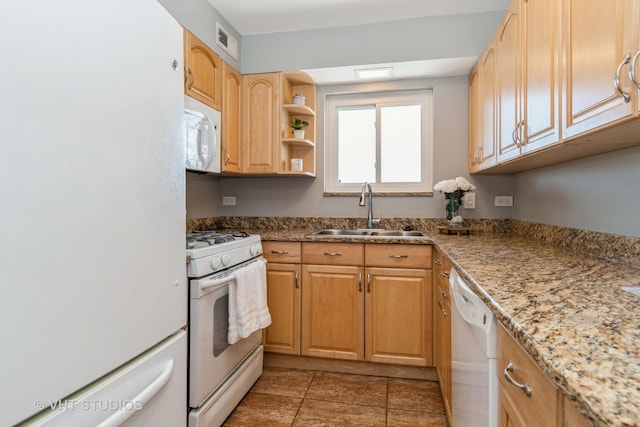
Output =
[{"x1": 433, "y1": 177, "x2": 476, "y2": 222}]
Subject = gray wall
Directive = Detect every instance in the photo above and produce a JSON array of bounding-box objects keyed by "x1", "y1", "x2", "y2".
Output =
[
  {"x1": 513, "y1": 146, "x2": 640, "y2": 238},
  {"x1": 170, "y1": 1, "x2": 640, "y2": 239},
  {"x1": 218, "y1": 76, "x2": 514, "y2": 219},
  {"x1": 240, "y1": 12, "x2": 504, "y2": 73},
  {"x1": 158, "y1": 0, "x2": 241, "y2": 69}
]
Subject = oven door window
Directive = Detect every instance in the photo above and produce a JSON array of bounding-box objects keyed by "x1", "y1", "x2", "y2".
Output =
[{"x1": 213, "y1": 292, "x2": 229, "y2": 357}]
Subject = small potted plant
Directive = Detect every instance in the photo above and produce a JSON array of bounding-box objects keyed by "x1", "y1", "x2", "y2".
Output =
[{"x1": 290, "y1": 117, "x2": 309, "y2": 139}]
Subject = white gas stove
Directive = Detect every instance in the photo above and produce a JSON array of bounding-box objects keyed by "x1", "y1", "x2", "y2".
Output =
[{"x1": 186, "y1": 230, "x2": 263, "y2": 278}]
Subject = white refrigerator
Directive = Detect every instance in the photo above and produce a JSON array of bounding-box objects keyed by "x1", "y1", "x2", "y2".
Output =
[{"x1": 0, "y1": 1, "x2": 187, "y2": 426}]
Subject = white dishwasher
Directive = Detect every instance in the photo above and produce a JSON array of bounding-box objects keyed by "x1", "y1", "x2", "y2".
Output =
[{"x1": 449, "y1": 268, "x2": 498, "y2": 427}]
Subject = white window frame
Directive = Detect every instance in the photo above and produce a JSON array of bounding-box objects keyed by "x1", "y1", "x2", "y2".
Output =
[{"x1": 324, "y1": 89, "x2": 434, "y2": 194}]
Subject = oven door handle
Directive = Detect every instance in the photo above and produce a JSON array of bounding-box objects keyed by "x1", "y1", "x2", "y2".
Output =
[{"x1": 199, "y1": 274, "x2": 237, "y2": 291}]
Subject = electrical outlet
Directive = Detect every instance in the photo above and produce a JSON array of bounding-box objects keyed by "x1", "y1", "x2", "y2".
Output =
[
  {"x1": 222, "y1": 196, "x2": 236, "y2": 206},
  {"x1": 464, "y1": 192, "x2": 476, "y2": 209},
  {"x1": 495, "y1": 196, "x2": 513, "y2": 207}
]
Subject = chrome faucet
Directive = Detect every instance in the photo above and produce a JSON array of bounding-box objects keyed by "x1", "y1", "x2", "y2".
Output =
[{"x1": 359, "y1": 182, "x2": 380, "y2": 229}]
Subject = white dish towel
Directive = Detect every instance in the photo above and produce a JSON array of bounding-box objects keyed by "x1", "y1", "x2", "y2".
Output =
[{"x1": 228, "y1": 258, "x2": 271, "y2": 344}]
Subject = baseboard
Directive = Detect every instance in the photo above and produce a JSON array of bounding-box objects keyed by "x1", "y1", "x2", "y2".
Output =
[{"x1": 263, "y1": 352, "x2": 439, "y2": 381}]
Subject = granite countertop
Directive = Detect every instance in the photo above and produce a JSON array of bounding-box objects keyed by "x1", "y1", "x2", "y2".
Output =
[{"x1": 257, "y1": 228, "x2": 640, "y2": 427}]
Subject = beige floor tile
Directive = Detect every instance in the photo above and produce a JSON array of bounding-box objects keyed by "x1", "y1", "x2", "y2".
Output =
[
  {"x1": 386, "y1": 408, "x2": 449, "y2": 427},
  {"x1": 305, "y1": 371, "x2": 387, "y2": 407},
  {"x1": 252, "y1": 366, "x2": 315, "y2": 398},
  {"x1": 222, "y1": 392, "x2": 302, "y2": 426},
  {"x1": 293, "y1": 399, "x2": 386, "y2": 426},
  {"x1": 387, "y1": 378, "x2": 446, "y2": 414}
]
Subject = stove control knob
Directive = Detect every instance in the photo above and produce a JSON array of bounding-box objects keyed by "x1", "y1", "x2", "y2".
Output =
[
  {"x1": 250, "y1": 243, "x2": 262, "y2": 256},
  {"x1": 222, "y1": 254, "x2": 231, "y2": 266},
  {"x1": 211, "y1": 256, "x2": 222, "y2": 270}
]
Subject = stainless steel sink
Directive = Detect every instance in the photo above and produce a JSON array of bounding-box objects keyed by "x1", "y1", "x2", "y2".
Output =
[
  {"x1": 306, "y1": 229, "x2": 369, "y2": 236},
  {"x1": 369, "y1": 230, "x2": 428, "y2": 237},
  {"x1": 305, "y1": 229, "x2": 429, "y2": 238}
]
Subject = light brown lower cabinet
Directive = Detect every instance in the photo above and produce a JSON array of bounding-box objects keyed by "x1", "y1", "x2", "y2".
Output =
[
  {"x1": 262, "y1": 242, "x2": 301, "y2": 355},
  {"x1": 433, "y1": 248, "x2": 452, "y2": 423},
  {"x1": 301, "y1": 263, "x2": 364, "y2": 360},
  {"x1": 498, "y1": 322, "x2": 594, "y2": 427},
  {"x1": 264, "y1": 241, "x2": 433, "y2": 366},
  {"x1": 365, "y1": 266, "x2": 431, "y2": 366}
]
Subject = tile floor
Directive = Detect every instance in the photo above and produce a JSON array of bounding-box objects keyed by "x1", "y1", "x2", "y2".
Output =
[{"x1": 223, "y1": 367, "x2": 449, "y2": 426}]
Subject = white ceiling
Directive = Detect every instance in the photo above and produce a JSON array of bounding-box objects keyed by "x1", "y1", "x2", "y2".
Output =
[
  {"x1": 207, "y1": 0, "x2": 510, "y2": 36},
  {"x1": 207, "y1": 0, "x2": 510, "y2": 84}
]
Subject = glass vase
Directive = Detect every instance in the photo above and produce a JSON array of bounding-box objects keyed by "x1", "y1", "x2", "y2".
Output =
[{"x1": 445, "y1": 194, "x2": 463, "y2": 225}]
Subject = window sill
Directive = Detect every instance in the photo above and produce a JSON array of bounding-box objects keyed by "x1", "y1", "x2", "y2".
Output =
[{"x1": 323, "y1": 191, "x2": 434, "y2": 197}]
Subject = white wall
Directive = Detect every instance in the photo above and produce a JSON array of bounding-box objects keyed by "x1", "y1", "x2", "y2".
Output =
[{"x1": 513, "y1": 146, "x2": 640, "y2": 238}]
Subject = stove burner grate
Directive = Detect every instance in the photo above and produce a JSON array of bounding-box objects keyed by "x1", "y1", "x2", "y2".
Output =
[{"x1": 186, "y1": 230, "x2": 251, "y2": 249}]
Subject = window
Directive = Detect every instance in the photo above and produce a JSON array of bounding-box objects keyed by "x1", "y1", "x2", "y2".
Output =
[{"x1": 325, "y1": 89, "x2": 433, "y2": 193}]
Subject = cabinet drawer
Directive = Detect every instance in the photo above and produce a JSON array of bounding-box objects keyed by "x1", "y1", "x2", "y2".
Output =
[
  {"x1": 497, "y1": 323, "x2": 558, "y2": 426},
  {"x1": 263, "y1": 241, "x2": 301, "y2": 263},
  {"x1": 365, "y1": 244, "x2": 432, "y2": 268},
  {"x1": 302, "y1": 242, "x2": 363, "y2": 266}
]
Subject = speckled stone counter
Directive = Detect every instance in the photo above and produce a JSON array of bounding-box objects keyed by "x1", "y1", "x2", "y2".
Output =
[
  {"x1": 431, "y1": 233, "x2": 640, "y2": 427},
  {"x1": 186, "y1": 216, "x2": 640, "y2": 426}
]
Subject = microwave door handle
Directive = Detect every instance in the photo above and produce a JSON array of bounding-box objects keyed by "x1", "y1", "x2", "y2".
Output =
[
  {"x1": 196, "y1": 127, "x2": 206, "y2": 166},
  {"x1": 202, "y1": 124, "x2": 216, "y2": 170},
  {"x1": 199, "y1": 274, "x2": 237, "y2": 291}
]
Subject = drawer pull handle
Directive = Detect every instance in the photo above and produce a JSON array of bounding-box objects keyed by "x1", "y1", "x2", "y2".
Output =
[
  {"x1": 271, "y1": 250, "x2": 289, "y2": 254},
  {"x1": 323, "y1": 251, "x2": 342, "y2": 256},
  {"x1": 434, "y1": 259, "x2": 442, "y2": 266},
  {"x1": 503, "y1": 361, "x2": 532, "y2": 397},
  {"x1": 388, "y1": 254, "x2": 409, "y2": 259},
  {"x1": 442, "y1": 271, "x2": 450, "y2": 278}
]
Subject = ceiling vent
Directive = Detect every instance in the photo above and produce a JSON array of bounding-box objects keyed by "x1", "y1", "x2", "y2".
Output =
[{"x1": 216, "y1": 22, "x2": 238, "y2": 61}]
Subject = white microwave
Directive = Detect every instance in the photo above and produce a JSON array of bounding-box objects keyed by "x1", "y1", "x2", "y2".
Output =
[{"x1": 184, "y1": 95, "x2": 221, "y2": 174}]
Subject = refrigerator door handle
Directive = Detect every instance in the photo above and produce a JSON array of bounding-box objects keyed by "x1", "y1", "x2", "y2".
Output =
[{"x1": 96, "y1": 360, "x2": 174, "y2": 427}]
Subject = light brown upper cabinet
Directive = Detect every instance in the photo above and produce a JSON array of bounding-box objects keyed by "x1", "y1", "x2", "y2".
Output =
[
  {"x1": 495, "y1": 1, "x2": 522, "y2": 164},
  {"x1": 279, "y1": 71, "x2": 317, "y2": 176},
  {"x1": 470, "y1": 0, "x2": 640, "y2": 174},
  {"x1": 241, "y1": 71, "x2": 317, "y2": 176},
  {"x1": 221, "y1": 61, "x2": 242, "y2": 173},
  {"x1": 242, "y1": 73, "x2": 280, "y2": 174},
  {"x1": 521, "y1": 0, "x2": 561, "y2": 154},
  {"x1": 469, "y1": 44, "x2": 498, "y2": 173},
  {"x1": 561, "y1": 0, "x2": 639, "y2": 139},
  {"x1": 183, "y1": 29, "x2": 222, "y2": 111}
]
